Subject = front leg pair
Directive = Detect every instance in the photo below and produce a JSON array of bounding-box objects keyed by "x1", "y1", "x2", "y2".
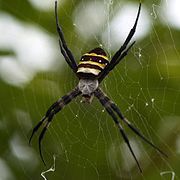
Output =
[
  {"x1": 94, "y1": 88, "x2": 167, "y2": 172},
  {"x1": 29, "y1": 87, "x2": 81, "y2": 164}
]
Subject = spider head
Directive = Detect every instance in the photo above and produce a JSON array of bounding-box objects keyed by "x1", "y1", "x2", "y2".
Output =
[
  {"x1": 78, "y1": 78, "x2": 98, "y2": 104},
  {"x1": 78, "y1": 79, "x2": 98, "y2": 97},
  {"x1": 77, "y1": 47, "x2": 109, "y2": 78}
]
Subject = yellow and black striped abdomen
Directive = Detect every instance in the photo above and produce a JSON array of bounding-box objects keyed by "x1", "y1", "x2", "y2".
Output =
[{"x1": 77, "y1": 47, "x2": 109, "y2": 79}]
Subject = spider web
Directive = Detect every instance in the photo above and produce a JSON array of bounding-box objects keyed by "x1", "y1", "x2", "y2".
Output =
[{"x1": 0, "y1": 0, "x2": 180, "y2": 180}]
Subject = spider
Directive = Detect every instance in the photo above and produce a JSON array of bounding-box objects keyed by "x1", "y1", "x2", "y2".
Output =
[{"x1": 29, "y1": 1, "x2": 167, "y2": 172}]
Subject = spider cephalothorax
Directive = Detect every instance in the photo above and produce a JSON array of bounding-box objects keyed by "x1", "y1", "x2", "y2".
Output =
[{"x1": 29, "y1": 1, "x2": 167, "y2": 172}]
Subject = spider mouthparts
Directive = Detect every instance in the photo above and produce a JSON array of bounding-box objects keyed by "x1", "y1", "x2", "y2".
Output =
[{"x1": 81, "y1": 95, "x2": 94, "y2": 104}]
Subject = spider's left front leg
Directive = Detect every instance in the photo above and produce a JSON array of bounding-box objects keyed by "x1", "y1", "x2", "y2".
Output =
[
  {"x1": 110, "y1": 103, "x2": 167, "y2": 157},
  {"x1": 94, "y1": 88, "x2": 142, "y2": 172},
  {"x1": 29, "y1": 87, "x2": 81, "y2": 164},
  {"x1": 94, "y1": 88, "x2": 167, "y2": 162}
]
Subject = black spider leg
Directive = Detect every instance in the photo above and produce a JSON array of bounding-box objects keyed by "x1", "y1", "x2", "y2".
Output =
[
  {"x1": 29, "y1": 101, "x2": 59, "y2": 145},
  {"x1": 95, "y1": 89, "x2": 167, "y2": 159},
  {"x1": 94, "y1": 88, "x2": 142, "y2": 172},
  {"x1": 29, "y1": 87, "x2": 81, "y2": 165},
  {"x1": 55, "y1": 0, "x2": 78, "y2": 73},
  {"x1": 98, "y1": 3, "x2": 141, "y2": 83},
  {"x1": 110, "y1": 103, "x2": 168, "y2": 157}
]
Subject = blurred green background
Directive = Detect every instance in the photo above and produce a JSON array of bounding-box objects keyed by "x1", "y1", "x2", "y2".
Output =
[{"x1": 0, "y1": 0, "x2": 180, "y2": 179}]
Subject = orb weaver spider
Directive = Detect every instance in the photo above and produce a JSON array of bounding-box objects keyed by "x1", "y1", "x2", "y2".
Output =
[{"x1": 29, "y1": 1, "x2": 167, "y2": 172}]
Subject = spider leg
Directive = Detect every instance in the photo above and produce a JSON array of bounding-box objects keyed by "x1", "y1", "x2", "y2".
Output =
[
  {"x1": 29, "y1": 116, "x2": 46, "y2": 145},
  {"x1": 29, "y1": 87, "x2": 81, "y2": 164},
  {"x1": 107, "y1": 41, "x2": 136, "y2": 71},
  {"x1": 94, "y1": 89, "x2": 142, "y2": 172},
  {"x1": 110, "y1": 3, "x2": 141, "y2": 64},
  {"x1": 110, "y1": 103, "x2": 168, "y2": 157},
  {"x1": 98, "y1": 41, "x2": 135, "y2": 82},
  {"x1": 38, "y1": 108, "x2": 59, "y2": 165},
  {"x1": 98, "y1": 3, "x2": 141, "y2": 82},
  {"x1": 55, "y1": 1, "x2": 78, "y2": 73},
  {"x1": 29, "y1": 101, "x2": 59, "y2": 145},
  {"x1": 95, "y1": 88, "x2": 167, "y2": 158},
  {"x1": 59, "y1": 40, "x2": 75, "y2": 70}
]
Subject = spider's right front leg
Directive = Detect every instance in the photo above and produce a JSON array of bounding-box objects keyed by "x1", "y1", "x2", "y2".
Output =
[{"x1": 29, "y1": 87, "x2": 81, "y2": 164}]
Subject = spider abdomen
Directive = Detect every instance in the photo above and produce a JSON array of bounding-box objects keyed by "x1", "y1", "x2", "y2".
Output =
[{"x1": 77, "y1": 47, "x2": 109, "y2": 79}]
